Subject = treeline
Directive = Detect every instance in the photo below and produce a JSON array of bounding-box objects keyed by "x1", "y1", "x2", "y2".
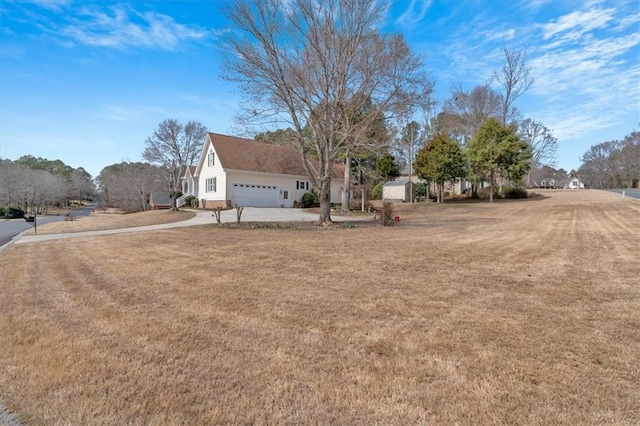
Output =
[
  {"x1": 0, "y1": 155, "x2": 96, "y2": 216},
  {"x1": 96, "y1": 162, "x2": 168, "y2": 212},
  {"x1": 578, "y1": 130, "x2": 639, "y2": 189},
  {"x1": 95, "y1": 119, "x2": 207, "y2": 212}
]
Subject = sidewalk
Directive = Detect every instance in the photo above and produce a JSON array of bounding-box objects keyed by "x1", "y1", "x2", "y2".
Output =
[{"x1": 12, "y1": 208, "x2": 371, "y2": 245}]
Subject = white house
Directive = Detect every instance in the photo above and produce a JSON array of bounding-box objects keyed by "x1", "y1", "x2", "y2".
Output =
[
  {"x1": 177, "y1": 133, "x2": 345, "y2": 208},
  {"x1": 567, "y1": 178, "x2": 585, "y2": 189}
]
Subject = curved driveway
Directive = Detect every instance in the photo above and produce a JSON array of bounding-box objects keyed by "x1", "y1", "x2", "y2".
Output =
[{"x1": 9, "y1": 208, "x2": 370, "y2": 246}]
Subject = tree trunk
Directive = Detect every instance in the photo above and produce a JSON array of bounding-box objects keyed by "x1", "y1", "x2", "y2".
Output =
[
  {"x1": 170, "y1": 194, "x2": 178, "y2": 212},
  {"x1": 489, "y1": 170, "x2": 495, "y2": 202},
  {"x1": 341, "y1": 149, "x2": 351, "y2": 214},
  {"x1": 318, "y1": 175, "x2": 332, "y2": 225}
]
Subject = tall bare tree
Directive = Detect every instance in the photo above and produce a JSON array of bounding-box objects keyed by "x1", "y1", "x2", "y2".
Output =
[
  {"x1": 97, "y1": 162, "x2": 167, "y2": 212},
  {"x1": 220, "y1": 0, "x2": 432, "y2": 224},
  {"x1": 518, "y1": 118, "x2": 558, "y2": 186},
  {"x1": 442, "y1": 83, "x2": 503, "y2": 145},
  {"x1": 495, "y1": 48, "x2": 533, "y2": 125},
  {"x1": 142, "y1": 119, "x2": 208, "y2": 210}
]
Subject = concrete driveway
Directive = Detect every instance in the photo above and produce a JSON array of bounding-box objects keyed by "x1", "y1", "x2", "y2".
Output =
[{"x1": 9, "y1": 207, "x2": 371, "y2": 246}]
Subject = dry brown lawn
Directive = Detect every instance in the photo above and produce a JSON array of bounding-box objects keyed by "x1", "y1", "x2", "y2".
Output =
[
  {"x1": 23, "y1": 209, "x2": 196, "y2": 235},
  {"x1": 0, "y1": 190, "x2": 638, "y2": 425}
]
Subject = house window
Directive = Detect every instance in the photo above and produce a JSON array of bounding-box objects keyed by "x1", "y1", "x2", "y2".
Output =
[
  {"x1": 206, "y1": 177, "x2": 217, "y2": 192},
  {"x1": 296, "y1": 180, "x2": 309, "y2": 190},
  {"x1": 208, "y1": 151, "x2": 215, "y2": 167},
  {"x1": 283, "y1": 190, "x2": 289, "y2": 200}
]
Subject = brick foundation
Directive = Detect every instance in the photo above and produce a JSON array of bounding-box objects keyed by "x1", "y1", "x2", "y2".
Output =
[{"x1": 200, "y1": 199, "x2": 230, "y2": 209}]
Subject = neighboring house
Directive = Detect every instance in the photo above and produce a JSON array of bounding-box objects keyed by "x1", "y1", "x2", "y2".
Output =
[
  {"x1": 566, "y1": 178, "x2": 585, "y2": 189},
  {"x1": 149, "y1": 191, "x2": 172, "y2": 210},
  {"x1": 383, "y1": 180, "x2": 413, "y2": 202},
  {"x1": 536, "y1": 178, "x2": 557, "y2": 189},
  {"x1": 178, "y1": 133, "x2": 345, "y2": 208}
]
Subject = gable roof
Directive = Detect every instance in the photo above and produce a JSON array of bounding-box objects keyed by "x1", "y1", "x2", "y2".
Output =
[
  {"x1": 181, "y1": 166, "x2": 197, "y2": 180},
  {"x1": 202, "y1": 132, "x2": 344, "y2": 179}
]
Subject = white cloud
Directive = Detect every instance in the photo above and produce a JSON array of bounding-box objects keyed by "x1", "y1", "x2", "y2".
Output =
[
  {"x1": 481, "y1": 28, "x2": 516, "y2": 42},
  {"x1": 396, "y1": 0, "x2": 433, "y2": 28},
  {"x1": 56, "y1": 4, "x2": 207, "y2": 50},
  {"x1": 18, "y1": 0, "x2": 72, "y2": 11},
  {"x1": 519, "y1": 1, "x2": 640, "y2": 149},
  {"x1": 539, "y1": 8, "x2": 616, "y2": 40}
]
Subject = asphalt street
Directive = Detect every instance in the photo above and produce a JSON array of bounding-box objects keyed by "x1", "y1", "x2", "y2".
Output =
[
  {"x1": 0, "y1": 204, "x2": 96, "y2": 247},
  {"x1": 607, "y1": 188, "x2": 640, "y2": 200}
]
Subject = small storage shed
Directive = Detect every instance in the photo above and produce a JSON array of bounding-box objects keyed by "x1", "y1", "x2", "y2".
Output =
[
  {"x1": 383, "y1": 180, "x2": 412, "y2": 202},
  {"x1": 150, "y1": 192, "x2": 173, "y2": 210}
]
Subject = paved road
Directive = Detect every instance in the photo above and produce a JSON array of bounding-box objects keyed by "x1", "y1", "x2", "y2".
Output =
[
  {"x1": 0, "y1": 204, "x2": 97, "y2": 247},
  {"x1": 607, "y1": 188, "x2": 640, "y2": 200}
]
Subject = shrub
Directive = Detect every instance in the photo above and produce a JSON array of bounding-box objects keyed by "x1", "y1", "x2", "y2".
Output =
[
  {"x1": 503, "y1": 186, "x2": 528, "y2": 199},
  {"x1": 371, "y1": 182, "x2": 384, "y2": 200},
  {"x1": 0, "y1": 207, "x2": 5, "y2": 217},
  {"x1": 341, "y1": 221, "x2": 355, "y2": 229},
  {"x1": 477, "y1": 186, "x2": 500, "y2": 200},
  {"x1": 301, "y1": 190, "x2": 318, "y2": 208},
  {"x1": 179, "y1": 195, "x2": 196, "y2": 208},
  {"x1": 4, "y1": 206, "x2": 26, "y2": 219}
]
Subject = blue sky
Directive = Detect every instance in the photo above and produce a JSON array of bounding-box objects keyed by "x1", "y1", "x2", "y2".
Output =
[{"x1": 1, "y1": 0, "x2": 638, "y2": 178}]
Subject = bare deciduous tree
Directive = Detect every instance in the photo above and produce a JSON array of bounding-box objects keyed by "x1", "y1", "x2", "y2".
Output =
[
  {"x1": 442, "y1": 83, "x2": 502, "y2": 145},
  {"x1": 495, "y1": 48, "x2": 533, "y2": 125},
  {"x1": 518, "y1": 118, "x2": 558, "y2": 186},
  {"x1": 579, "y1": 131, "x2": 640, "y2": 189},
  {"x1": 97, "y1": 162, "x2": 167, "y2": 212},
  {"x1": 220, "y1": 0, "x2": 432, "y2": 224},
  {"x1": 142, "y1": 119, "x2": 208, "y2": 210}
]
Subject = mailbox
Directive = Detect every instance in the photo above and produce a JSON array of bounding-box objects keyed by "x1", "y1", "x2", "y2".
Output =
[{"x1": 24, "y1": 215, "x2": 35, "y2": 223}]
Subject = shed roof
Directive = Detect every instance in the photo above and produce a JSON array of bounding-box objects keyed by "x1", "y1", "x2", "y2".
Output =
[
  {"x1": 384, "y1": 180, "x2": 410, "y2": 187},
  {"x1": 150, "y1": 192, "x2": 172, "y2": 206}
]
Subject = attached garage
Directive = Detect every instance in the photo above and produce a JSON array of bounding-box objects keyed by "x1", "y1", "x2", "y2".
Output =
[{"x1": 232, "y1": 183, "x2": 279, "y2": 207}]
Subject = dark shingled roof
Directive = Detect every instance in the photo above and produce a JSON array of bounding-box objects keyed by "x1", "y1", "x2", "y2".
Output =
[
  {"x1": 208, "y1": 133, "x2": 345, "y2": 179},
  {"x1": 150, "y1": 191, "x2": 172, "y2": 206}
]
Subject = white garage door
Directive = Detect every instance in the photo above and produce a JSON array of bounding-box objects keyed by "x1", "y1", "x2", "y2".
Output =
[{"x1": 232, "y1": 183, "x2": 279, "y2": 207}]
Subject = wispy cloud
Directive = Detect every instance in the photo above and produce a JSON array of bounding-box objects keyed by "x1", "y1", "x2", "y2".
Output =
[
  {"x1": 396, "y1": 0, "x2": 433, "y2": 28},
  {"x1": 481, "y1": 28, "x2": 516, "y2": 43},
  {"x1": 58, "y1": 5, "x2": 208, "y2": 50},
  {"x1": 18, "y1": 0, "x2": 72, "y2": 12},
  {"x1": 528, "y1": 5, "x2": 640, "y2": 143},
  {"x1": 539, "y1": 8, "x2": 616, "y2": 41}
]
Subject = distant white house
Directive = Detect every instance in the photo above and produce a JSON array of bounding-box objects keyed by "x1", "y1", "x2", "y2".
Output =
[
  {"x1": 383, "y1": 180, "x2": 413, "y2": 202},
  {"x1": 567, "y1": 178, "x2": 585, "y2": 189}
]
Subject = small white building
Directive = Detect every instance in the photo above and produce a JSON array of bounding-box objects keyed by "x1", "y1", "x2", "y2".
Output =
[{"x1": 383, "y1": 180, "x2": 413, "y2": 202}]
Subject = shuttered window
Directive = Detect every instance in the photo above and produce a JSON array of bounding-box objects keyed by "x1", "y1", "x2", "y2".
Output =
[{"x1": 206, "y1": 177, "x2": 216, "y2": 192}]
